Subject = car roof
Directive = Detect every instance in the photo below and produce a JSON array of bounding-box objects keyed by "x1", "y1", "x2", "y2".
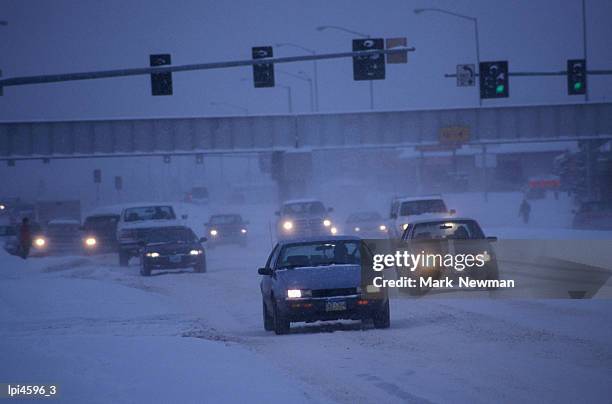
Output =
[
  {"x1": 407, "y1": 216, "x2": 477, "y2": 226},
  {"x1": 48, "y1": 219, "x2": 81, "y2": 225},
  {"x1": 277, "y1": 235, "x2": 361, "y2": 246},
  {"x1": 147, "y1": 224, "x2": 191, "y2": 231},
  {"x1": 282, "y1": 198, "x2": 324, "y2": 205},
  {"x1": 395, "y1": 195, "x2": 444, "y2": 203},
  {"x1": 121, "y1": 219, "x2": 184, "y2": 229}
]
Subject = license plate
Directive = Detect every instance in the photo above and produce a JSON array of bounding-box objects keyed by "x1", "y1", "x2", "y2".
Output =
[
  {"x1": 169, "y1": 255, "x2": 182, "y2": 263},
  {"x1": 325, "y1": 301, "x2": 346, "y2": 312}
]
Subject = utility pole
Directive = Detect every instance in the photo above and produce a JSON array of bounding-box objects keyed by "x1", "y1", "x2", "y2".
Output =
[{"x1": 276, "y1": 43, "x2": 320, "y2": 111}]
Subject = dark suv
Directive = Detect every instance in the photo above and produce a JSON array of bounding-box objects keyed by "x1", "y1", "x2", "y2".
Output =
[
  {"x1": 205, "y1": 214, "x2": 249, "y2": 247},
  {"x1": 81, "y1": 213, "x2": 120, "y2": 253},
  {"x1": 275, "y1": 199, "x2": 335, "y2": 241}
]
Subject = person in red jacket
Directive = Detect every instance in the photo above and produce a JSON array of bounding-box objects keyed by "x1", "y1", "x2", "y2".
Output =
[{"x1": 18, "y1": 217, "x2": 32, "y2": 259}]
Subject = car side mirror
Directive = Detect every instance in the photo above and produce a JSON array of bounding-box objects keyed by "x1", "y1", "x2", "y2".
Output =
[
  {"x1": 181, "y1": 214, "x2": 188, "y2": 220},
  {"x1": 274, "y1": 211, "x2": 280, "y2": 216},
  {"x1": 258, "y1": 267, "x2": 273, "y2": 276},
  {"x1": 199, "y1": 237, "x2": 207, "y2": 243},
  {"x1": 449, "y1": 209, "x2": 456, "y2": 215},
  {"x1": 328, "y1": 207, "x2": 334, "y2": 212},
  {"x1": 486, "y1": 236, "x2": 498, "y2": 242}
]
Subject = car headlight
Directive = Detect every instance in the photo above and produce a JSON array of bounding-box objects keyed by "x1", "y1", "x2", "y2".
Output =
[
  {"x1": 287, "y1": 289, "x2": 302, "y2": 298},
  {"x1": 0, "y1": 204, "x2": 5, "y2": 210},
  {"x1": 366, "y1": 284, "x2": 380, "y2": 293},
  {"x1": 34, "y1": 237, "x2": 46, "y2": 248},
  {"x1": 241, "y1": 228, "x2": 247, "y2": 234},
  {"x1": 354, "y1": 227, "x2": 360, "y2": 232},
  {"x1": 287, "y1": 289, "x2": 311, "y2": 299},
  {"x1": 210, "y1": 229, "x2": 218, "y2": 236},
  {"x1": 379, "y1": 225, "x2": 387, "y2": 231},
  {"x1": 323, "y1": 219, "x2": 331, "y2": 227},
  {"x1": 283, "y1": 221, "x2": 293, "y2": 231},
  {"x1": 146, "y1": 252, "x2": 160, "y2": 258},
  {"x1": 84, "y1": 237, "x2": 97, "y2": 247},
  {"x1": 330, "y1": 227, "x2": 338, "y2": 235},
  {"x1": 482, "y1": 251, "x2": 491, "y2": 262},
  {"x1": 402, "y1": 223, "x2": 409, "y2": 230},
  {"x1": 190, "y1": 249, "x2": 203, "y2": 255}
]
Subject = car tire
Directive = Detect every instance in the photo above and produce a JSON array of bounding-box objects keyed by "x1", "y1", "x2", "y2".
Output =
[
  {"x1": 263, "y1": 301, "x2": 274, "y2": 331},
  {"x1": 272, "y1": 301, "x2": 290, "y2": 335},
  {"x1": 372, "y1": 299, "x2": 390, "y2": 329},
  {"x1": 141, "y1": 263, "x2": 151, "y2": 277},
  {"x1": 486, "y1": 263, "x2": 500, "y2": 290},
  {"x1": 119, "y1": 250, "x2": 130, "y2": 267},
  {"x1": 194, "y1": 257, "x2": 207, "y2": 273}
]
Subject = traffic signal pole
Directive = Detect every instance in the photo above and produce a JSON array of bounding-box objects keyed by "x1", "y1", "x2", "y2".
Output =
[
  {"x1": 445, "y1": 69, "x2": 612, "y2": 78},
  {"x1": 582, "y1": 0, "x2": 589, "y2": 102},
  {"x1": 0, "y1": 47, "x2": 414, "y2": 90}
]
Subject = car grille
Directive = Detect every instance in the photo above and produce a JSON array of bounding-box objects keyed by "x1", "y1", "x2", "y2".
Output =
[
  {"x1": 293, "y1": 218, "x2": 326, "y2": 236},
  {"x1": 311, "y1": 288, "x2": 358, "y2": 298}
]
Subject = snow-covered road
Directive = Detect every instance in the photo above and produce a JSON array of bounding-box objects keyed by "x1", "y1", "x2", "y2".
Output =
[{"x1": 2, "y1": 233, "x2": 612, "y2": 403}]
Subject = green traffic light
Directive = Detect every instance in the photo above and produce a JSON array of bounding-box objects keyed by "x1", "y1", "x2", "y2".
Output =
[
  {"x1": 574, "y1": 82, "x2": 583, "y2": 91},
  {"x1": 496, "y1": 84, "x2": 505, "y2": 94}
]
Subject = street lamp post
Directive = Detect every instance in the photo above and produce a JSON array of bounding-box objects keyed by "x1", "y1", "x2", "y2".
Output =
[
  {"x1": 414, "y1": 8, "x2": 482, "y2": 106},
  {"x1": 210, "y1": 101, "x2": 248, "y2": 115},
  {"x1": 316, "y1": 25, "x2": 375, "y2": 110},
  {"x1": 278, "y1": 69, "x2": 314, "y2": 113},
  {"x1": 278, "y1": 84, "x2": 293, "y2": 113},
  {"x1": 276, "y1": 43, "x2": 319, "y2": 111}
]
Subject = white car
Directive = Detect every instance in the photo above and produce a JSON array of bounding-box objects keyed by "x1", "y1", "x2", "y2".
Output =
[
  {"x1": 387, "y1": 196, "x2": 455, "y2": 238},
  {"x1": 116, "y1": 204, "x2": 180, "y2": 266}
]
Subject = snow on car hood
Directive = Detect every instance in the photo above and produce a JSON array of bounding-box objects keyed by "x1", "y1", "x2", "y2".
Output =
[{"x1": 275, "y1": 264, "x2": 361, "y2": 291}]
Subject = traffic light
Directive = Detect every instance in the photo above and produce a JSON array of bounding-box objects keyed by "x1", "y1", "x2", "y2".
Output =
[
  {"x1": 352, "y1": 38, "x2": 385, "y2": 81},
  {"x1": 150, "y1": 54, "x2": 173, "y2": 96},
  {"x1": 479, "y1": 61, "x2": 509, "y2": 99},
  {"x1": 252, "y1": 46, "x2": 275, "y2": 88},
  {"x1": 567, "y1": 59, "x2": 587, "y2": 95}
]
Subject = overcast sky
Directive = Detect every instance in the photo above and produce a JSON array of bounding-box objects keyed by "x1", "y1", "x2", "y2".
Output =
[{"x1": 1, "y1": 0, "x2": 611, "y2": 121}]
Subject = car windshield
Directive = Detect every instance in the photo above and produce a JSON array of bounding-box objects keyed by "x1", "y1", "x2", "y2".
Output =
[
  {"x1": 347, "y1": 212, "x2": 382, "y2": 222},
  {"x1": 47, "y1": 223, "x2": 80, "y2": 234},
  {"x1": 411, "y1": 220, "x2": 485, "y2": 240},
  {"x1": 400, "y1": 199, "x2": 447, "y2": 216},
  {"x1": 123, "y1": 206, "x2": 175, "y2": 222},
  {"x1": 210, "y1": 215, "x2": 241, "y2": 225},
  {"x1": 145, "y1": 227, "x2": 197, "y2": 244},
  {"x1": 84, "y1": 215, "x2": 119, "y2": 229},
  {"x1": 282, "y1": 201, "x2": 326, "y2": 215},
  {"x1": 277, "y1": 241, "x2": 361, "y2": 269}
]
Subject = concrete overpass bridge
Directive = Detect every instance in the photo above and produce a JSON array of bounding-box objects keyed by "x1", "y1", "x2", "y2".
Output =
[
  {"x1": 1, "y1": 102, "x2": 611, "y2": 160},
  {"x1": 1, "y1": 102, "x2": 611, "y2": 202}
]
